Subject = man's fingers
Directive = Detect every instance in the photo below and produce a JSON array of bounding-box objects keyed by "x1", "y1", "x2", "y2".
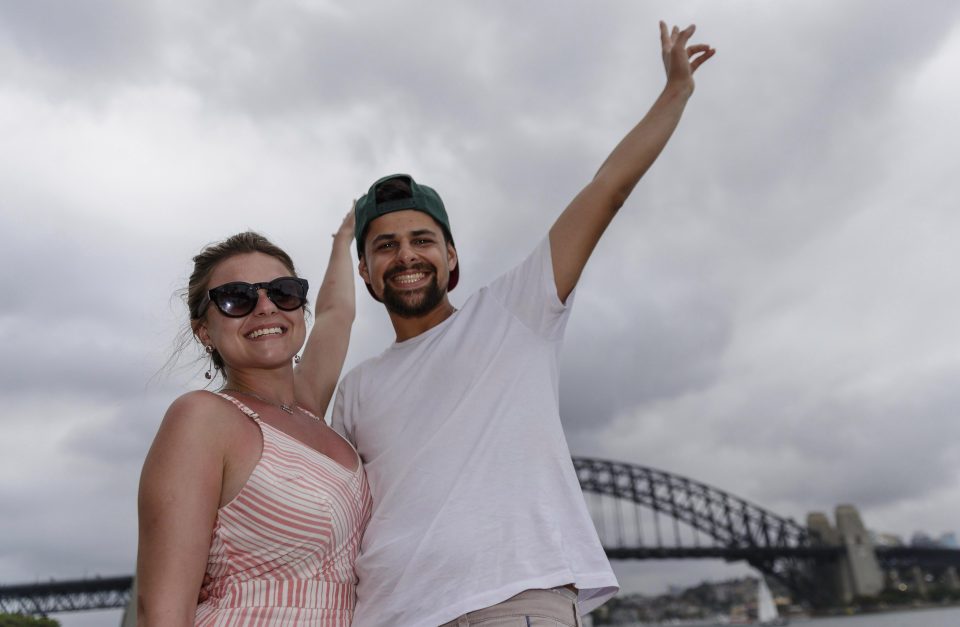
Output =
[
  {"x1": 690, "y1": 48, "x2": 716, "y2": 72},
  {"x1": 662, "y1": 22, "x2": 709, "y2": 70},
  {"x1": 676, "y1": 24, "x2": 696, "y2": 47},
  {"x1": 662, "y1": 22, "x2": 696, "y2": 46}
]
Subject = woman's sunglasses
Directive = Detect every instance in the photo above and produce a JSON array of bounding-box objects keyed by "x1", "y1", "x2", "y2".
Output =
[{"x1": 197, "y1": 277, "x2": 310, "y2": 318}]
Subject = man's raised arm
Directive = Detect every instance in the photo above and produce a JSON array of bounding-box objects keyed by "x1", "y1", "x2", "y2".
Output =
[{"x1": 549, "y1": 21, "x2": 715, "y2": 302}]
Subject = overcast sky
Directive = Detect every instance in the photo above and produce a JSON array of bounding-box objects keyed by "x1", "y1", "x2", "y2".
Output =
[{"x1": 2, "y1": 1, "x2": 959, "y2": 625}]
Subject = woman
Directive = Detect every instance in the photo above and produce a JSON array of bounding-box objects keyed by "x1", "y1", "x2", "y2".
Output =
[{"x1": 137, "y1": 213, "x2": 370, "y2": 626}]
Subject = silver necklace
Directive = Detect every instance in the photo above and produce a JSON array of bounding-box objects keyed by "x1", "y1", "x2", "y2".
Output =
[{"x1": 221, "y1": 388, "x2": 318, "y2": 421}]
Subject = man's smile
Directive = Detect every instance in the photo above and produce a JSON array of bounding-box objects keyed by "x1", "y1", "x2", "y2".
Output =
[{"x1": 386, "y1": 264, "x2": 435, "y2": 290}]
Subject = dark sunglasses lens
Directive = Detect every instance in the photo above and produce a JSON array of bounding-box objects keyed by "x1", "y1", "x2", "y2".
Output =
[
  {"x1": 268, "y1": 278, "x2": 307, "y2": 310},
  {"x1": 213, "y1": 284, "x2": 257, "y2": 317}
]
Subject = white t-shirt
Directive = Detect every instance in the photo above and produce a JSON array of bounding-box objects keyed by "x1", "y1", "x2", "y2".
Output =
[{"x1": 333, "y1": 237, "x2": 618, "y2": 627}]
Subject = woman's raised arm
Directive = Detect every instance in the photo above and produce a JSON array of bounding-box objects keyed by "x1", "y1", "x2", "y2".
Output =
[{"x1": 295, "y1": 209, "x2": 357, "y2": 416}]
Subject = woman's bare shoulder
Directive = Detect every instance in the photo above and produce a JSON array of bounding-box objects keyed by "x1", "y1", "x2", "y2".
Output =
[{"x1": 158, "y1": 390, "x2": 250, "y2": 441}]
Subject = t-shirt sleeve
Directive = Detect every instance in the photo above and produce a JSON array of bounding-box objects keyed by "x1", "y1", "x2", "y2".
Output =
[
  {"x1": 330, "y1": 381, "x2": 357, "y2": 447},
  {"x1": 487, "y1": 235, "x2": 574, "y2": 340}
]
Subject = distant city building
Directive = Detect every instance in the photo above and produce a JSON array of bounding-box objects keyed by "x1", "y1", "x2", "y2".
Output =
[
  {"x1": 938, "y1": 532, "x2": 958, "y2": 548},
  {"x1": 667, "y1": 585, "x2": 685, "y2": 598},
  {"x1": 911, "y1": 531, "x2": 938, "y2": 547},
  {"x1": 872, "y1": 532, "x2": 904, "y2": 547}
]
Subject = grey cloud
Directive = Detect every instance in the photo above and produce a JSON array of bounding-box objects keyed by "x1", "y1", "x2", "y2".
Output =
[
  {"x1": 586, "y1": 356, "x2": 960, "y2": 535},
  {"x1": 661, "y1": 0, "x2": 960, "y2": 263},
  {"x1": 756, "y1": 369, "x2": 960, "y2": 508},
  {"x1": 0, "y1": 320, "x2": 171, "y2": 400},
  {"x1": 61, "y1": 392, "x2": 173, "y2": 468},
  {"x1": 0, "y1": 395, "x2": 160, "y2": 582},
  {"x1": 0, "y1": 0, "x2": 160, "y2": 83},
  {"x1": 0, "y1": 220, "x2": 191, "y2": 401},
  {"x1": 1, "y1": 481, "x2": 137, "y2": 580},
  {"x1": 560, "y1": 274, "x2": 734, "y2": 434}
]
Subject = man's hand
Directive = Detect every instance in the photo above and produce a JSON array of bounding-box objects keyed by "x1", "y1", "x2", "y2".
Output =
[
  {"x1": 660, "y1": 21, "x2": 715, "y2": 94},
  {"x1": 197, "y1": 573, "x2": 212, "y2": 604},
  {"x1": 548, "y1": 21, "x2": 715, "y2": 302}
]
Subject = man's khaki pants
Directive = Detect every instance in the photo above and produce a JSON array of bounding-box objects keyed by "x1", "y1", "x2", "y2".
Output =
[{"x1": 439, "y1": 588, "x2": 581, "y2": 627}]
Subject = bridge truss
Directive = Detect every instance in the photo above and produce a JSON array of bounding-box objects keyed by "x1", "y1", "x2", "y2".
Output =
[
  {"x1": 0, "y1": 575, "x2": 133, "y2": 616},
  {"x1": 573, "y1": 456, "x2": 840, "y2": 603}
]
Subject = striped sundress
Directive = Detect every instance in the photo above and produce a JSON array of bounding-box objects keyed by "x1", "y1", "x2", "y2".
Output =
[{"x1": 195, "y1": 393, "x2": 372, "y2": 626}]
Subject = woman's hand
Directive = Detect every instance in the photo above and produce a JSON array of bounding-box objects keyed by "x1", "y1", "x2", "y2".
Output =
[
  {"x1": 333, "y1": 203, "x2": 356, "y2": 245},
  {"x1": 294, "y1": 201, "x2": 358, "y2": 416}
]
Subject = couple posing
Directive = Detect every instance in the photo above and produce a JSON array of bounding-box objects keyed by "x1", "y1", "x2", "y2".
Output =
[{"x1": 137, "y1": 23, "x2": 714, "y2": 626}]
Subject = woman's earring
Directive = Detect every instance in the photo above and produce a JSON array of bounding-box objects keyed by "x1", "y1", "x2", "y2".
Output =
[{"x1": 204, "y1": 345, "x2": 217, "y2": 380}]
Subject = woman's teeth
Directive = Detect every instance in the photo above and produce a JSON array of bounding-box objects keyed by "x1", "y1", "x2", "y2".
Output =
[{"x1": 247, "y1": 327, "x2": 283, "y2": 339}]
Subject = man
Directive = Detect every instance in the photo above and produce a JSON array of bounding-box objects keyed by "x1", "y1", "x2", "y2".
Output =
[{"x1": 332, "y1": 22, "x2": 714, "y2": 626}]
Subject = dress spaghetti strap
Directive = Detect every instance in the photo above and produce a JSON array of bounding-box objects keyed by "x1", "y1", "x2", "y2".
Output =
[{"x1": 212, "y1": 391, "x2": 261, "y2": 422}]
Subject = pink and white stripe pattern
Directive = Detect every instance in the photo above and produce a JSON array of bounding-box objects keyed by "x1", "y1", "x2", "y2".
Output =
[{"x1": 195, "y1": 393, "x2": 371, "y2": 626}]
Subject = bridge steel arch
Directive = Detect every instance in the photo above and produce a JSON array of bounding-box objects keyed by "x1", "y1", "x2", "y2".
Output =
[
  {"x1": 0, "y1": 575, "x2": 133, "y2": 616},
  {"x1": 573, "y1": 456, "x2": 839, "y2": 604}
]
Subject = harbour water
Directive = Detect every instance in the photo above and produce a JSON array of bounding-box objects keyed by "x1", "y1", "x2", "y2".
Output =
[
  {"x1": 798, "y1": 606, "x2": 960, "y2": 626},
  {"x1": 617, "y1": 605, "x2": 960, "y2": 626}
]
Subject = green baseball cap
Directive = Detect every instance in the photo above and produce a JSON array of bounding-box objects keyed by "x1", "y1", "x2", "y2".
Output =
[{"x1": 354, "y1": 173, "x2": 459, "y2": 292}]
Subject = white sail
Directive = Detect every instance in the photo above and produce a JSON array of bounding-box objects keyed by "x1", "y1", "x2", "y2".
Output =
[{"x1": 757, "y1": 577, "x2": 779, "y2": 624}]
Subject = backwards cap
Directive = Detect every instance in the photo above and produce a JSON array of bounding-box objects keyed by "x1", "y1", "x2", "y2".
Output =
[{"x1": 354, "y1": 174, "x2": 459, "y2": 293}]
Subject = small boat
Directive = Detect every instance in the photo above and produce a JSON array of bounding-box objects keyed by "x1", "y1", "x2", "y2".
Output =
[{"x1": 757, "y1": 577, "x2": 788, "y2": 626}]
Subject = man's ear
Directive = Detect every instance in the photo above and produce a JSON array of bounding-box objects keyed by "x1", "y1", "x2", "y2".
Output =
[
  {"x1": 358, "y1": 255, "x2": 370, "y2": 285},
  {"x1": 446, "y1": 242, "x2": 458, "y2": 272}
]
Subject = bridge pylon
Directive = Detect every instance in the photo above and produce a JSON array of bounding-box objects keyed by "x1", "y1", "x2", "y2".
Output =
[
  {"x1": 807, "y1": 505, "x2": 884, "y2": 603},
  {"x1": 946, "y1": 567, "x2": 960, "y2": 592}
]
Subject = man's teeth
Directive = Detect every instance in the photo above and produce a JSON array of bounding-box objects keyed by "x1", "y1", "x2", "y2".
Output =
[
  {"x1": 248, "y1": 327, "x2": 283, "y2": 339},
  {"x1": 394, "y1": 272, "x2": 425, "y2": 285}
]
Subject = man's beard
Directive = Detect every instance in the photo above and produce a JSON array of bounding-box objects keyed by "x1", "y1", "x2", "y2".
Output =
[{"x1": 382, "y1": 264, "x2": 447, "y2": 319}]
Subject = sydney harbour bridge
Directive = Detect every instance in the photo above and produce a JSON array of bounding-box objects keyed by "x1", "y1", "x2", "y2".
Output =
[{"x1": 3, "y1": 457, "x2": 959, "y2": 619}]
